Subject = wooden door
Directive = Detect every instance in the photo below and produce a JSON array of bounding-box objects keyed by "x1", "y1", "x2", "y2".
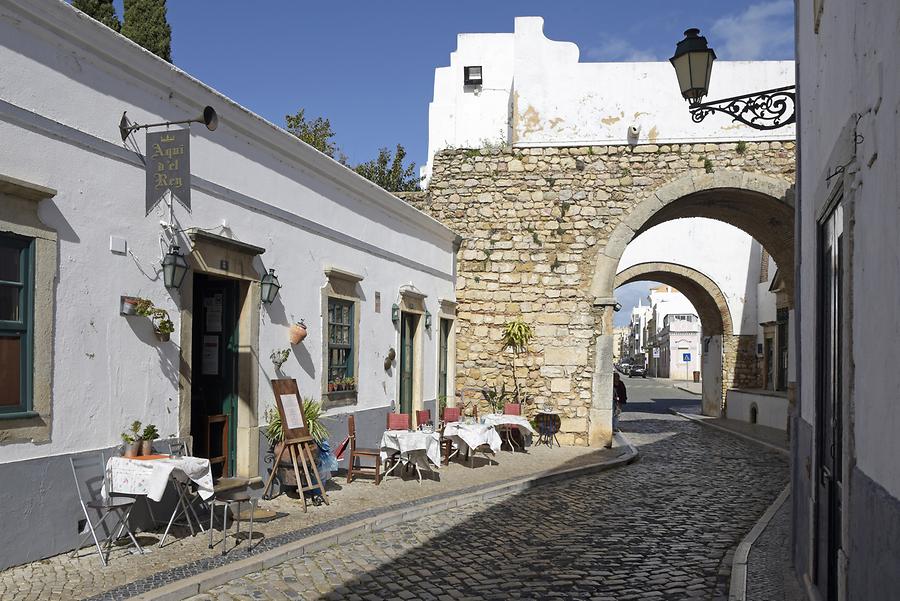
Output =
[{"x1": 399, "y1": 312, "x2": 417, "y2": 415}]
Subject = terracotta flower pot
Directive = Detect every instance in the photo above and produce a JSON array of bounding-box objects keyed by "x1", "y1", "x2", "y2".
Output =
[{"x1": 289, "y1": 321, "x2": 308, "y2": 345}]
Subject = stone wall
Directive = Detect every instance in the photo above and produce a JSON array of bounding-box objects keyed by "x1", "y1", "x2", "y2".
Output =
[{"x1": 405, "y1": 141, "x2": 795, "y2": 445}]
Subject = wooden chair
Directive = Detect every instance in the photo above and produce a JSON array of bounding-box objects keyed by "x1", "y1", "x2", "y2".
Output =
[
  {"x1": 440, "y1": 407, "x2": 461, "y2": 464},
  {"x1": 206, "y1": 414, "x2": 229, "y2": 478},
  {"x1": 415, "y1": 409, "x2": 432, "y2": 429},
  {"x1": 387, "y1": 412, "x2": 410, "y2": 430},
  {"x1": 499, "y1": 403, "x2": 523, "y2": 451},
  {"x1": 345, "y1": 415, "x2": 382, "y2": 485}
]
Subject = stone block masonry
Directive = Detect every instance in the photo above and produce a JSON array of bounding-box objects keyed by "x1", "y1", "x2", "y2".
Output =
[{"x1": 402, "y1": 141, "x2": 795, "y2": 445}]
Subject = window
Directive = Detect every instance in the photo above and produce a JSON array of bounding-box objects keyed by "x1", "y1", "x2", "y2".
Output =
[
  {"x1": 0, "y1": 233, "x2": 33, "y2": 416},
  {"x1": 327, "y1": 298, "x2": 354, "y2": 385}
]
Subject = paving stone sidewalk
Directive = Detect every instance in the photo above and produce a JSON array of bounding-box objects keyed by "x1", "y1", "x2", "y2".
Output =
[
  {"x1": 0, "y1": 444, "x2": 618, "y2": 601},
  {"x1": 190, "y1": 409, "x2": 790, "y2": 601},
  {"x1": 746, "y1": 495, "x2": 806, "y2": 601}
]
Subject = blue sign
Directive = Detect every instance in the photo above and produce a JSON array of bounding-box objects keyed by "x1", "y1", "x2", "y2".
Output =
[{"x1": 682, "y1": 352, "x2": 692, "y2": 362}]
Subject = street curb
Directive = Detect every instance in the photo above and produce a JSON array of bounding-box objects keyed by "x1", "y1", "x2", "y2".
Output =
[
  {"x1": 131, "y1": 434, "x2": 639, "y2": 601},
  {"x1": 671, "y1": 410, "x2": 789, "y2": 457},
  {"x1": 672, "y1": 384, "x2": 701, "y2": 396},
  {"x1": 728, "y1": 484, "x2": 791, "y2": 601}
]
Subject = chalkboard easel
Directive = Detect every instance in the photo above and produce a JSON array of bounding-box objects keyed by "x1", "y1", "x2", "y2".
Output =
[{"x1": 261, "y1": 379, "x2": 330, "y2": 512}]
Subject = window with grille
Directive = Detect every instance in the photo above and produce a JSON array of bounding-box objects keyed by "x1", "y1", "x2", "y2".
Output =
[
  {"x1": 0, "y1": 234, "x2": 33, "y2": 415},
  {"x1": 327, "y1": 298, "x2": 354, "y2": 385}
]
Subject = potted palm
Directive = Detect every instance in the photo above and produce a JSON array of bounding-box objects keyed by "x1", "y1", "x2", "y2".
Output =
[{"x1": 501, "y1": 318, "x2": 534, "y2": 406}]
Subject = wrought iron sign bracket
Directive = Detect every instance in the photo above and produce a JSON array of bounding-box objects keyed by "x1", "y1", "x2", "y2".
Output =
[{"x1": 689, "y1": 85, "x2": 796, "y2": 131}]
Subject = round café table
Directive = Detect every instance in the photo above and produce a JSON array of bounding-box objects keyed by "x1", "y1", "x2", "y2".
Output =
[{"x1": 534, "y1": 411, "x2": 561, "y2": 447}]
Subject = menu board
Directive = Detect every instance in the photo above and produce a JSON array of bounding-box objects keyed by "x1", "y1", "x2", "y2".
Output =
[{"x1": 272, "y1": 379, "x2": 310, "y2": 440}]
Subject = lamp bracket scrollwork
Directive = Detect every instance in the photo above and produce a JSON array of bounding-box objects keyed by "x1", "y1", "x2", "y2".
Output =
[{"x1": 689, "y1": 85, "x2": 796, "y2": 131}]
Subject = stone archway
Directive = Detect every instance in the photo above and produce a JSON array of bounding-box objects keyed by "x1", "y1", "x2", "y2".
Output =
[
  {"x1": 589, "y1": 171, "x2": 795, "y2": 446},
  {"x1": 614, "y1": 261, "x2": 754, "y2": 417}
]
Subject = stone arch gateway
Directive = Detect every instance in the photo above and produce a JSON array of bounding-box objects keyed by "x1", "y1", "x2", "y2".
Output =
[{"x1": 615, "y1": 261, "x2": 740, "y2": 417}]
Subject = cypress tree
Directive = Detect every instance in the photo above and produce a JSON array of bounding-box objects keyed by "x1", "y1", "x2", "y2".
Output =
[
  {"x1": 121, "y1": 0, "x2": 172, "y2": 63},
  {"x1": 72, "y1": 0, "x2": 121, "y2": 32}
]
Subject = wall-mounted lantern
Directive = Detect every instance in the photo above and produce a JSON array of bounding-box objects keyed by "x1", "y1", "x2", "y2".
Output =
[
  {"x1": 391, "y1": 303, "x2": 400, "y2": 324},
  {"x1": 260, "y1": 268, "x2": 281, "y2": 304},
  {"x1": 424, "y1": 309, "x2": 432, "y2": 330},
  {"x1": 463, "y1": 66, "x2": 483, "y2": 86},
  {"x1": 162, "y1": 244, "x2": 189, "y2": 289}
]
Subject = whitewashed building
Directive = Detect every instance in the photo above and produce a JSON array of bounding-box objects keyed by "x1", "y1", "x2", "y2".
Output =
[
  {"x1": 0, "y1": 0, "x2": 458, "y2": 570},
  {"x1": 793, "y1": 1, "x2": 900, "y2": 598}
]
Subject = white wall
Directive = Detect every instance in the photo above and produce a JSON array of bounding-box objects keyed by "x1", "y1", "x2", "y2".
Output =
[
  {"x1": 424, "y1": 16, "x2": 795, "y2": 181},
  {"x1": 618, "y1": 218, "x2": 762, "y2": 336},
  {"x1": 726, "y1": 390, "x2": 787, "y2": 431},
  {"x1": 797, "y1": 0, "x2": 900, "y2": 497},
  {"x1": 0, "y1": 1, "x2": 457, "y2": 464}
]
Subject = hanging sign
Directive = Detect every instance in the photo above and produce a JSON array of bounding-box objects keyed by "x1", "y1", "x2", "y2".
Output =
[{"x1": 146, "y1": 129, "x2": 190, "y2": 214}]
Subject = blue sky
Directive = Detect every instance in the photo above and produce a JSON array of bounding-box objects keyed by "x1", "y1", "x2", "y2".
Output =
[{"x1": 108, "y1": 1, "x2": 793, "y2": 326}]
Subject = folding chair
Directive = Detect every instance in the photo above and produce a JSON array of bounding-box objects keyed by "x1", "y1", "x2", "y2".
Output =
[
  {"x1": 157, "y1": 440, "x2": 206, "y2": 548},
  {"x1": 346, "y1": 414, "x2": 382, "y2": 485},
  {"x1": 69, "y1": 452, "x2": 143, "y2": 566},
  {"x1": 499, "y1": 403, "x2": 523, "y2": 452}
]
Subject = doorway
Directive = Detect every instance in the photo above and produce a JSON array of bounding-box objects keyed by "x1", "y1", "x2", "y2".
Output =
[
  {"x1": 191, "y1": 274, "x2": 240, "y2": 479},
  {"x1": 399, "y1": 312, "x2": 419, "y2": 415},
  {"x1": 815, "y1": 201, "x2": 844, "y2": 600}
]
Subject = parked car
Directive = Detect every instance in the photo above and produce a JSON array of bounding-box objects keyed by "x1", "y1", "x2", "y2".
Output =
[
  {"x1": 619, "y1": 363, "x2": 632, "y2": 375},
  {"x1": 629, "y1": 365, "x2": 646, "y2": 378}
]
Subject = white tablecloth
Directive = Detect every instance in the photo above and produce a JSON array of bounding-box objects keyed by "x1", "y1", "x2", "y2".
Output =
[
  {"x1": 444, "y1": 422, "x2": 502, "y2": 454},
  {"x1": 482, "y1": 414, "x2": 537, "y2": 436},
  {"x1": 380, "y1": 430, "x2": 442, "y2": 469},
  {"x1": 105, "y1": 456, "x2": 215, "y2": 502}
]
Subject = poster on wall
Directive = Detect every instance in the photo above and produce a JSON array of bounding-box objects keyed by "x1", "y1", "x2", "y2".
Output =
[
  {"x1": 205, "y1": 293, "x2": 223, "y2": 333},
  {"x1": 201, "y1": 335, "x2": 219, "y2": 375}
]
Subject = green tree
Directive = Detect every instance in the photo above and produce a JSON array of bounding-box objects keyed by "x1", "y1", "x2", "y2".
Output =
[
  {"x1": 285, "y1": 109, "x2": 340, "y2": 159},
  {"x1": 121, "y1": 0, "x2": 172, "y2": 62},
  {"x1": 354, "y1": 144, "x2": 422, "y2": 192},
  {"x1": 72, "y1": 0, "x2": 121, "y2": 32}
]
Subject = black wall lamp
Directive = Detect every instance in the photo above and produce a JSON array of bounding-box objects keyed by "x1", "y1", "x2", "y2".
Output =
[
  {"x1": 671, "y1": 29, "x2": 795, "y2": 130},
  {"x1": 162, "y1": 244, "x2": 189, "y2": 289},
  {"x1": 424, "y1": 309, "x2": 432, "y2": 330},
  {"x1": 260, "y1": 268, "x2": 281, "y2": 304}
]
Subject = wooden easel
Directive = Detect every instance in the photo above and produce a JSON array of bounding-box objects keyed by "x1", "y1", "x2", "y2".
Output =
[{"x1": 261, "y1": 379, "x2": 330, "y2": 512}]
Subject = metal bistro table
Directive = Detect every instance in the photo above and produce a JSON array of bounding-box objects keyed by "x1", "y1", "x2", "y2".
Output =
[{"x1": 534, "y1": 410, "x2": 561, "y2": 447}]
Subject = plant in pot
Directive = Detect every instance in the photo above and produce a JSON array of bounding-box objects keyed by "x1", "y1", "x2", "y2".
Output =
[
  {"x1": 289, "y1": 320, "x2": 308, "y2": 345},
  {"x1": 140, "y1": 423, "x2": 159, "y2": 456},
  {"x1": 346, "y1": 377, "x2": 356, "y2": 392},
  {"x1": 482, "y1": 382, "x2": 508, "y2": 414},
  {"x1": 134, "y1": 299, "x2": 175, "y2": 342},
  {"x1": 501, "y1": 317, "x2": 534, "y2": 405},
  {"x1": 120, "y1": 296, "x2": 141, "y2": 315},
  {"x1": 122, "y1": 420, "x2": 143, "y2": 457},
  {"x1": 270, "y1": 348, "x2": 291, "y2": 370}
]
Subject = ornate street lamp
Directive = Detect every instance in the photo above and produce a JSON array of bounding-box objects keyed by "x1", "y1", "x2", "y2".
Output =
[
  {"x1": 670, "y1": 28, "x2": 796, "y2": 130},
  {"x1": 162, "y1": 244, "x2": 189, "y2": 289},
  {"x1": 424, "y1": 309, "x2": 432, "y2": 330},
  {"x1": 260, "y1": 268, "x2": 281, "y2": 304}
]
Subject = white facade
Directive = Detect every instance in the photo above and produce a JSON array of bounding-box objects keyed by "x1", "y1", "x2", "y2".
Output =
[
  {"x1": 0, "y1": 0, "x2": 458, "y2": 569},
  {"x1": 658, "y1": 314, "x2": 702, "y2": 380},
  {"x1": 423, "y1": 16, "x2": 794, "y2": 183}
]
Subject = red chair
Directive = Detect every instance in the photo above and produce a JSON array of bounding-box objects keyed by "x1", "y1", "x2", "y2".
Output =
[
  {"x1": 440, "y1": 407, "x2": 461, "y2": 464},
  {"x1": 442, "y1": 407, "x2": 461, "y2": 423},
  {"x1": 415, "y1": 409, "x2": 432, "y2": 429},
  {"x1": 346, "y1": 415, "x2": 382, "y2": 485},
  {"x1": 387, "y1": 412, "x2": 410, "y2": 431},
  {"x1": 500, "y1": 403, "x2": 523, "y2": 451}
]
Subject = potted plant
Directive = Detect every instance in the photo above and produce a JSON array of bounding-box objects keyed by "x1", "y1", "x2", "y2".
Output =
[
  {"x1": 264, "y1": 399, "x2": 330, "y2": 488},
  {"x1": 140, "y1": 423, "x2": 159, "y2": 456},
  {"x1": 122, "y1": 420, "x2": 143, "y2": 457},
  {"x1": 501, "y1": 318, "x2": 534, "y2": 405},
  {"x1": 346, "y1": 377, "x2": 356, "y2": 391},
  {"x1": 120, "y1": 296, "x2": 141, "y2": 315},
  {"x1": 327, "y1": 381, "x2": 336, "y2": 393},
  {"x1": 134, "y1": 298, "x2": 175, "y2": 342},
  {"x1": 289, "y1": 320, "x2": 308, "y2": 345},
  {"x1": 270, "y1": 348, "x2": 291, "y2": 370}
]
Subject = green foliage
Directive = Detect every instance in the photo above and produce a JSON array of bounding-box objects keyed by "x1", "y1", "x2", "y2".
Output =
[
  {"x1": 703, "y1": 157, "x2": 715, "y2": 173},
  {"x1": 140, "y1": 423, "x2": 159, "y2": 440},
  {"x1": 285, "y1": 108, "x2": 340, "y2": 159},
  {"x1": 270, "y1": 348, "x2": 291, "y2": 370},
  {"x1": 72, "y1": 0, "x2": 121, "y2": 32},
  {"x1": 353, "y1": 144, "x2": 422, "y2": 192},
  {"x1": 736, "y1": 141, "x2": 748, "y2": 154},
  {"x1": 463, "y1": 148, "x2": 480, "y2": 159},
  {"x1": 502, "y1": 318, "x2": 534, "y2": 354},
  {"x1": 134, "y1": 298, "x2": 174, "y2": 336},
  {"x1": 121, "y1": 0, "x2": 172, "y2": 62},
  {"x1": 122, "y1": 420, "x2": 142, "y2": 443},
  {"x1": 481, "y1": 383, "x2": 508, "y2": 413}
]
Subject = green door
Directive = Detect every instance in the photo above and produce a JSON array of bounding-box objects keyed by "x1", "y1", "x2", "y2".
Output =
[
  {"x1": 438, "y1": 318, "x2": 451, "y2": 401},
  {"x1": 399, "y1": 312, "x2": 417, "y2": 415},
  {"x1": 191, "y1": 275, "x2": 239, "y2": 479}
]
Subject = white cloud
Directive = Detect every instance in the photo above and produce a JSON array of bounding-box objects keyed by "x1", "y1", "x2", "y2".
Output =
[
  {"x1": 710, "y1": 0, "x2": 794, "y2": 60},
  {"x1": 586, "y1": 36, "x2": 659, "y2": 62}
]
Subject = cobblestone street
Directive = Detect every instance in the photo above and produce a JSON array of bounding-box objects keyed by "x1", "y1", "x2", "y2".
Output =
[{"x1": 192, "y1": 380, "x2": 789, "y2": 601}]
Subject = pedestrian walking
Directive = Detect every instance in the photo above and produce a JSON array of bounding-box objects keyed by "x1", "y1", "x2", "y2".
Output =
[{"x1": 613, "y1": 372, "x2": 627, "y2": 432}]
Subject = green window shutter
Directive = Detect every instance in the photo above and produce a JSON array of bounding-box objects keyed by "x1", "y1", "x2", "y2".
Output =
[{"x1": 0, "y1": 234, "x2": 34, "y2": 416}]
